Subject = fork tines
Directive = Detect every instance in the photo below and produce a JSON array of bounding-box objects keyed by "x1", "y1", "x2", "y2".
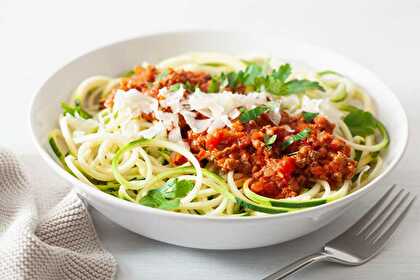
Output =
[{"x1": 352, "y1": 185, "x2": 415, "y2": 245}]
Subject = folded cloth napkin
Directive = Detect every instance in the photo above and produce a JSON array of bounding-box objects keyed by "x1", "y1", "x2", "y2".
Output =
[{"x1": 0, "y1": 149, "x2": 117, "y2": 280}]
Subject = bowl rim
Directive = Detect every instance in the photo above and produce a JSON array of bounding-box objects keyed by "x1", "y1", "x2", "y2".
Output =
[{"x1": 29, "y1": 29, "x2": 409, "y2": 222}]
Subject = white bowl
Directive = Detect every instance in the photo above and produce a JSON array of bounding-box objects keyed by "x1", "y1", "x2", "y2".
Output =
[{"x1": 30, "y1": 31, "x2": 408, "y2": 250}]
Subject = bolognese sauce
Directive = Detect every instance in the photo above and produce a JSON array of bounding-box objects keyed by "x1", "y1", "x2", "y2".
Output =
[
  {"x1": 107, "y1": 65, "x2": 357, "y2": 199},
  {"x1": 188, "y1": 113, "x2": 356, "y2": 199}
]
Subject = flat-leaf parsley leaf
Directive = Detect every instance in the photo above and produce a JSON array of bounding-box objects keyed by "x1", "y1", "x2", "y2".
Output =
[
  {"x1": 302, "y1": 111, "x2": 319, "y2": 122},
  {"x1": 282, "y1": 128, "x2": 311, "y2": 150},
  {"x1": 139, "y1": 179, "x2": 194, "y2": 210},
  {"x1": 239, "y1": 105, "x2": 271, "y2": 123},
  {"x1": 264, "y1": 134, "x2": 277, "y2": 148},
  {"x1": 343, "y1": 108, "x2": 378, "y2": 137}
]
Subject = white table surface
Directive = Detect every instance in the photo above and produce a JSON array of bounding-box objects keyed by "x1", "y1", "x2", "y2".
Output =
[{"x1": 1, "y1": 0, "x2": 420, "y2": 279}]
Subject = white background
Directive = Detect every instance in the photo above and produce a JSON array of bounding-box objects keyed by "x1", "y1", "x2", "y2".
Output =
[{"x1": 1, "y1": 0, "x2": 420, "y2": 279}]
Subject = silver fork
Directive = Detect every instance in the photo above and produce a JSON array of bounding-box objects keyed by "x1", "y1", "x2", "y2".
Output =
[{"x1": 263, "y1": 185, "x2": 415, "y2": 280}]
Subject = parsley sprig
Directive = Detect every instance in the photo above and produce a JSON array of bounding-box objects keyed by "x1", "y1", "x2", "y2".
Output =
[
  {"x1": 169, "y1": 83, "x2": 181, "y2": 92},
  {"x1": 208, "y1": 63, "x2": 324, "y2": 96},
  {"x1": 343, "y1": 108, "x2": 380, "y2": 137},
  {"x1": 156, "y1": 69, "x2": 169, "y2": 82},
  {"x1": 264, "y1": 134, "x2": 277, "y2": 148},
  {"x1": 207, "y1": 64, "x2": 263, "y2": 92},
  {"x1": 139, "y1": 178, "x2": 194, "y2": 210},
  {"x1": 262, "y1": 64, "x2": 324, "y2": 95},
  {"x1": 302, "y1": 111, "x2": 319, "y2": 122},
  {"x1": 282, "y1": 128, "x2": 312, "y2": 150},
  {"x1": 239, "y1": 105, "x2": 271, "y2": 123}
]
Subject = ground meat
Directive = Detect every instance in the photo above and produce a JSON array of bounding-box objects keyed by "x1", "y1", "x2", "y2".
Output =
[
  {"x1": 119, "y1": 65, "x2": 158, "y2": 93},
  {"x1": 157, "y1": 69, "x2": 211, "y2": 93},
  {"x1": 104, "y1": 66, "x2": 212, "y2": 121},
  {"x1": 187, "y1": 113, "x2": 356, "y2": 199},
  {"x1": 107, "y1": 65, "x2": 356, "y2": 199},
  {"x1": 251, "y1": 157, "x2": 298, "y2": 198},
  {"x1": 116, "y1": 66, "x2": 211, "y2": 98},
  {"x1": 103, "y1": 65, "x2": 158, "y2": 108},
  {"x1": 170, "y1": 152, "x2": 188, "y2": 165}
]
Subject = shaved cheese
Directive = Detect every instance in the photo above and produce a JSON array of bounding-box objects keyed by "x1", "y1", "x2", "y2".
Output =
[
  {"x1": 283, "y1": 125, "x2": 295, "y2": 133},
  {"x1": 267, "y1": 102, "x2": 281, "y2": 125},
  {"x1": 300, "y1": 95, "x2": 344, "y2": 123},
  {"x1": 158, "y1": 86, "x2": 185, "y2": 113},
  {"x1": 121, "y1": 118, "x2": 141, "y2": 138},
  {"x1": 188, "y1": 90, "x2": 267, "y2": 114},
  {"x1": 168, "y1": 126, "x2": 183, "y2": 143},
  {"x1": 229, "y1": 109, "x2": 241, "y2": 120},
  {"x1": 300, "y1": 95, "x2": 322, "y2": 113},
  {"x1": 137, "y1": 122, "x2": 164, "y2": 139},
  {"x1": 109, "y1": 87, "x2": 280, "y2": 139},
  {"x1": 319, "y1": 100, "x2": 344, "y2": 123},
  {"x1": 208, "y1": 114, "x2": 232, "y2": 133},
  {"x1": 155, "y1": 111, "x2": 178, "y2": 129},
  {"x1": 180, "y1": 111, "x2": 212, "y2": 133},
  {"x1": 187, "y1": 89, "x2": 267, "y2": 133},
  {"x1": 113, "y1": 89, "x2": 158, "y2": 115},
  {"x1": 280, "y1": 95, "x2": 300, "y2": 112}
]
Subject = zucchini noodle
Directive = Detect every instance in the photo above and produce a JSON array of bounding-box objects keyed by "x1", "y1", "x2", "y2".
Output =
[
  {"x1": 64, "y1": 155, "x2": 95, "y2": 187},
  {"x1": 48, "y1": 52, "x2": 389, "y2": 216},
  {"x1": 59, "y1": 115, "x2": 78, "y2": 155}
]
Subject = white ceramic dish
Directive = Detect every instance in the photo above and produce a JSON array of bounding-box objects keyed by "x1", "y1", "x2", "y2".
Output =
[{"x1": 30, "y1": 31, "x2": 408, "y2": 250}]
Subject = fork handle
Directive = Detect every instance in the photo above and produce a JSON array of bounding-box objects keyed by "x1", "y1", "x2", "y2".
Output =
[{"x1": 263, "y1": 252, "x2": 329, "y2": 280}]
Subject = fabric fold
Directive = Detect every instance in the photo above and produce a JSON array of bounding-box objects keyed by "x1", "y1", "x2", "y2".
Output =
[{"x1": 0, "y1": 149, "x2": 117, "y2": 280}]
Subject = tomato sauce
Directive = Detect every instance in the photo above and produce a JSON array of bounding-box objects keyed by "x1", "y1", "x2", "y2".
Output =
[{"x1": 109, "y1": 66, "x2": 356, "y2": 199}]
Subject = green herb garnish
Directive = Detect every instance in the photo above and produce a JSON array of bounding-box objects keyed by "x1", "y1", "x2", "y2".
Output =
[
  {"x1": 278, "y1": 79, "x2": 323, "y2": 95},
  {"x1": 243, "y1": 64, "x2": 264, "y2": 86},
  {"x1": 226, "y1": 71, "x2": 242, "y2": 89},
  {"x1": 239, "y1": 105, "x2": 271, "y2": 123},
  {"x1": 263, "y1": 64, "x2": 324, "y2": 95},
  {"x1": 139, "y1": 178, "x2": 194, "y2": 210},
  {"x1": 343, "y1": 108, "x2": 379, "y2": 137},
  {"x1": 156, "y1": 69, "x2": 169, "y2": 81},
  {"x1": 207, "y1": 78, "x2": 219, "y2": 93},
  {"x1": 272, "y1": 63, "x2": 292, "y2": 82},
  {"x1": 264, "y1": 134, "x2": 277, "y2": 148},
  {"x1": 219, "y1": 72, "x2": 229, "y2": 90},
  {"x1": 302, "y1": 111, "x2": 319, "y2": 122},
  {"x1": 206, "y1": 72, "x2": 230, "y2": 93},
  {"x1": 211, "y1": 64, "x2": 265, "y2": 91},
  {"x1": 169, "y1": 83, "x2": 181, "y2": 92},
  {"x1": 213, "y1": 63, "x2": 323, "y2": 95},
  {"x1": 282, "y1": 128, "x2": 311, "y2": 150},
  {"x1": 61, "y1": 102, "x2": 92, "y2": 119},
  {"x1": 184, "y1": 81, "x2": 196, "y2": 92}
]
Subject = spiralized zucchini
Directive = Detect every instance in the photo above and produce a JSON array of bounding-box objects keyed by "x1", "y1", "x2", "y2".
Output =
[{"x1": 49, "y1": 52, "x2": 389, "y2": 216}]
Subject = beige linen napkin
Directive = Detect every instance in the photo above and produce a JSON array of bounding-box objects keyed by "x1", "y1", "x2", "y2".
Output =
[{"x1": 0, "y1": 149, "x2": 117, "y2": 280}]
